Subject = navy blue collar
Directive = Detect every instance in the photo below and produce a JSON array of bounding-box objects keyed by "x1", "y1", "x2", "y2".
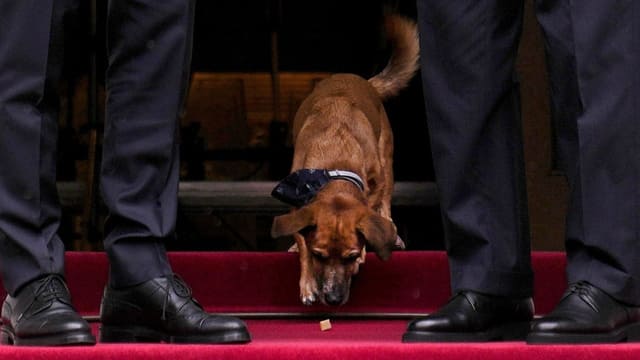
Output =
[{"x1": 271, "y1": 169, "x2": 365, "y2": 207}]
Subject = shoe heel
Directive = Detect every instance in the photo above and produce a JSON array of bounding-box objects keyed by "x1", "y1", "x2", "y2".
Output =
[
  {"x1": 0, "y1": 327, "x2": 13, "y2": 345},
  {"x1": 100, "y1": 325, "x2": 164, "y2": 343}
]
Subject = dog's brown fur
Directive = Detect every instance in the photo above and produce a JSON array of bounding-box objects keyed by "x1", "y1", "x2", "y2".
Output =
[{"x1": 271, "y1": 14, "x2": 419, "y2": 306}]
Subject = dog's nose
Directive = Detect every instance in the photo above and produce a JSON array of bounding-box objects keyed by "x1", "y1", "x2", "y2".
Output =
[{"x1": 324, "y1": 292, "x2": 344, "y2": 306}]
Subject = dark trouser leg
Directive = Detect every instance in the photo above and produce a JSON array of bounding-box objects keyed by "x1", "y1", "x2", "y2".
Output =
[
  {"x1": 417, "y1": 0, "x2": 533, "y2": 297},
  {"x1": 536, "y1": 0, "x2": 640, "y2": 305},
  {"x1": 0, "y1": 0, "x2": 71, "y2": 295},
  {"x1": 101, "y1": 0, "x2": 196, "y2": 287}
]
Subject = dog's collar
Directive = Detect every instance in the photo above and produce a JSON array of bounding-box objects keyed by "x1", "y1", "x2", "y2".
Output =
[
  {"x1": 325, "y1": 170, "x2": 365, "y2": 192},
  {"x1": 271, "y1": 169, "x2": 365, "y2": 207}
]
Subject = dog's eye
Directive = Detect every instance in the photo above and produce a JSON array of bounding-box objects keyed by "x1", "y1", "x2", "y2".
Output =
[
  {"x1": 311, "y1": 250, "x2": 329, "y2": 261},
  {"x1": 343, "y1": 253, "x2": 360, "y2": 264}
]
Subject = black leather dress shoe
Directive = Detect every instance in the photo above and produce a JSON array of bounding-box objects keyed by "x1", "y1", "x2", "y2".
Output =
[
  {"x1": 99, "y1": 274, "x2": 251, "y2": 344},
  {"x1": 402, "y1": 291, "x2": 534, "y2": 342},
  {"x1": 527, "y1": 281, "x2": 640, "y2": 344},
  {"x1": 0, "y1": 274, "x2": 96, "y2": 346}
]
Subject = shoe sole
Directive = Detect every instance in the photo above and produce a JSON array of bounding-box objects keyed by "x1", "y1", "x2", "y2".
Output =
[
  {"x1": 100, "y1": 325, "x2": 251, "y2": 344},
  {"x1": 1, "y1": 326, "x2": 96, "y2": 346},
  {"x1": 526, "y1": 322, "x2": 640, "y2": 344},
  {"x1": 402, "y1": 321, "x2": 530, "y2": 343}
]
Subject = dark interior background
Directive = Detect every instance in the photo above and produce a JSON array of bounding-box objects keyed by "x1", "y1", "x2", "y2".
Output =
[
  {"x1": 55, "y1": 0, "x2": 569, "y2": 252},
  {"x1": 55, "y1": 0, "x2": 444, "y2": 252}
]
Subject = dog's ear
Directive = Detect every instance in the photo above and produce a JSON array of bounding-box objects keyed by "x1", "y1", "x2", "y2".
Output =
[
  {"x1": 271, "y1": 206, "x2": 316, "y2": 238},
  {"x1": 356, "y1": 211, "x2": 398, "y2": 261}
]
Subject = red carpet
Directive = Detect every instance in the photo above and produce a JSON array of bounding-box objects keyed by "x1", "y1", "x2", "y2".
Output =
[{"x1": 1, "y1": 251, "x2": 639, "y2": 359}]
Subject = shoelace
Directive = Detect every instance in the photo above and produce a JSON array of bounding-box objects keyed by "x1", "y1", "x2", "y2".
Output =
[
  {"x1": 160, "y1": 274, "x2": 194, "y2": 321},
  {"x1": 564, "y1": 281, "x2": 600, "y2": 313},
  {"x1": 22, "y1": 275, "x2": 70, "y2": 316},
  {"x1": 34, "y1": 275, "x2": 68, "y2": 303}
]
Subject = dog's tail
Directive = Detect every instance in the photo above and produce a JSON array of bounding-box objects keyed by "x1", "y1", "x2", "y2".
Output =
[{"x1": 368, "y1": 14, "x2": 420, "y2": 100}]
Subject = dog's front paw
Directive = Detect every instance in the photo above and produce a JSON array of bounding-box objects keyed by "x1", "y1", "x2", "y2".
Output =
[
  {"x1": 301, "y1": 292, "x2": 317, "y2": 306},
  {"x1": 395, "y1": 235, "x2": 406, "y2": 250},
  {"x1": 300, "y1": 280, "x2": 318, "y2": 305}
]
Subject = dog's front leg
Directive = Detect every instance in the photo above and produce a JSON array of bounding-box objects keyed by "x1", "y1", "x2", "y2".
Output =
[{"x1": 293, "y1": 233, "x2": 318, "y2": 305}]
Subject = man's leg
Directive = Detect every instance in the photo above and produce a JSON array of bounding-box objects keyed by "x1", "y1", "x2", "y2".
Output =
[
  {"x1": 403, "y1": 0, "x2": 534, "y2": 342},
  {"x1": 100, "y1": 0, "x2": 189, "y2": 287},
  {"x1": 0, "y1": 0, "x2": 65, "y2": 297},
  {"x1": 0, "y1": 0, "x2": 94, "y2": 346},
  {"x1": 98, "y1": 0, "x2": 250, "y2": 344},
  {"x1": 528, "y1": 0, "x2": 640, "y2": 344}
]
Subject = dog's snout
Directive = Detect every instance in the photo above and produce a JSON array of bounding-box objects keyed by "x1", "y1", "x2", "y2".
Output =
[
  {"x1": 324, "y1": 292, "x2": 344, "y2": 306},
  {"x1": 319, "y1": 266, "x2": 351, "y2": 306}
]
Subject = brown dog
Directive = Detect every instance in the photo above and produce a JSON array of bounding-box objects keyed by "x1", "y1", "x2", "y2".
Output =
[{"x1": 270, "y1": 14, "x2": 419, "y2": 306}]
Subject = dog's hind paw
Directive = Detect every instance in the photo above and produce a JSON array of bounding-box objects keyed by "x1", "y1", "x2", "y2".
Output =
[{"x1": 288, "y1": 243, "x2": 299, "y2": 252}]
